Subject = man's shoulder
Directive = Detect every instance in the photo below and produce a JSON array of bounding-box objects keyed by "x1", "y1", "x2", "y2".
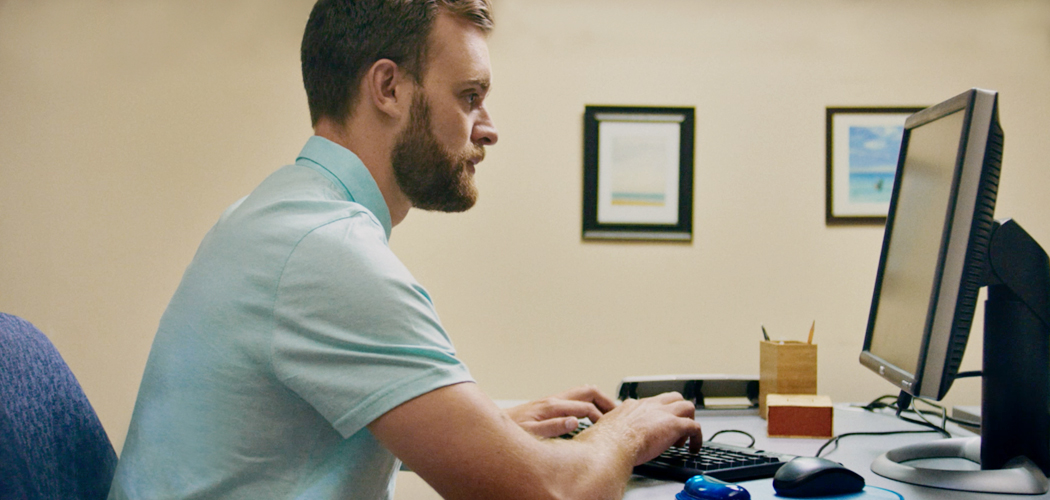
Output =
[
  {"x1": 227, "y1": 164, "x2": 386, "y2": 245},
  {"x1": 180, "y1": 164, "x2": 389, "y2": 297}
]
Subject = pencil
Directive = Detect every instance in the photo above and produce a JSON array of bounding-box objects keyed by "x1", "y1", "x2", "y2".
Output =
[{"x1": 807, "y1": 321, "x2": 815, "y2": 344}]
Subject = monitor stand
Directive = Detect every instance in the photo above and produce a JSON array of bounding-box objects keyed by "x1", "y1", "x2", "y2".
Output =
[
  {"x1": 871, "y1": 437, "x2": 1048, "y2": 494},
  {"x1": 872, "y1": 220, "x2": 1050, "y2": 494}
]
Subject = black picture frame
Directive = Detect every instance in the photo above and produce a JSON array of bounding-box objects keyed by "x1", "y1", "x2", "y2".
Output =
[
  {"x1": 826, "y1": 106, "x2": 925, "y2": 225},
  {"x1": 582, "y1": 105, "x2": 695, "y2": 241}
]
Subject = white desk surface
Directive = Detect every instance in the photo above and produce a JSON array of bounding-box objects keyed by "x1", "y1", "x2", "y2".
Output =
[{"x1": 624, "y1": 403, "x2": 1050, "y2": 500}]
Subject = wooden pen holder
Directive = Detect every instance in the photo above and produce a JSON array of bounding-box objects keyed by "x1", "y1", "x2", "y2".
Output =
[{"x1": 759, "y1": 340, "x2": 817, "y2": 419}]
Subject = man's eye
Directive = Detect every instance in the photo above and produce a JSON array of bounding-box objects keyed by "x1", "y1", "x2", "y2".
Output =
[{"x1": 466, "y1": 93, "x2": 480, "y2": 105}]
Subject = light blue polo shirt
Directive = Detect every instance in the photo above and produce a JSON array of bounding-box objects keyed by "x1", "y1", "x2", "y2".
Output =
[{"x1": 109, "y1": 136, "x2": 473, "y2": 500}]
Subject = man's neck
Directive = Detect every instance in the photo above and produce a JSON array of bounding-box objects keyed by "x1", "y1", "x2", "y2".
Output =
[{"x1": 313, "y1": 117, "x2": 411, "y2": 227}]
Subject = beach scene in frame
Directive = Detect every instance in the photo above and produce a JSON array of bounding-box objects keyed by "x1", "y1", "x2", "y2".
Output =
[
  {"x1": 848, "y1": 124, "x2": 904, "y2": 204},
  {"x1": 827, "y1": 108, "x2": 923, "y2": 223}
]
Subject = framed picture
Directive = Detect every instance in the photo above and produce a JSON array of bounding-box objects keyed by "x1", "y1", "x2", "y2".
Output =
[
  {"x1": 582, "y1": 106, "x2": 695, "y2": 241},
  {"x1": 826, "y1": 107, "x2": 925, "y2": 224}
]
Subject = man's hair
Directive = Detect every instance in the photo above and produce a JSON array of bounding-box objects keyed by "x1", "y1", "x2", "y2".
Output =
[{"x1": 301, "y1": 0, "x2": 493, "y2": 126}]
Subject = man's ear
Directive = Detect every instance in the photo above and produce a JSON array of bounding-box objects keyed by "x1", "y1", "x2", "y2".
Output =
[{"x1": 364, "y1": 58, "x2": 411, "y2": 120}]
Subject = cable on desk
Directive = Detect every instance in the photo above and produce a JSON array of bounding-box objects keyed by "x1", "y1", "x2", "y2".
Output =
[
  {"x1": 854, "y1": 394, "x2": 900, "y2": 411},
  {"x1": 912, "y1": 396, "x2": 951, "y2": 431},
  {"x1": 895, "y1": 393, "x2": 951, "y2": 437},
  {"x1": 818, "y1": 393, "x2": 973, "y2": 458},
  {"x1": 815, "y1": 429, "x2": 940, "y2": 458},
  {"x1": 704, "y1": 429, "x2": 756, "y2": 448},
  {"x1": 850, "y1": 393, "x2": 979, "y2": 430}
]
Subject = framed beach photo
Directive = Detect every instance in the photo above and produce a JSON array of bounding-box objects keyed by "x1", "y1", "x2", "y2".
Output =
[
  {"x1": 582, "y1": 106, "x2": 695, "y2": 241},
  {"x1": 826, "y1": 107, "x2": 925, "y2": 224}
]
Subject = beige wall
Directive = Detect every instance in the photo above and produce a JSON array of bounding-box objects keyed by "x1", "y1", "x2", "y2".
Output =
[{"x1": 2, "y1": 0, "x2": 1049, "y2": 478}]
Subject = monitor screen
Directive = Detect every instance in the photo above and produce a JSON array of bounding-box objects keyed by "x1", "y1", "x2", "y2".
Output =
[
  {"x1": 865, "y1": 110, "x2": 966, "y2": 388},
  {"x1": 860, "y1": 89, "x2": 1000, "y2": 401}
]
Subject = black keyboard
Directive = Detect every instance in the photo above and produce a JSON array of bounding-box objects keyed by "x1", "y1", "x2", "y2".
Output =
[{"x1": 564, "y1": 422, "x2": 795, "y2": 482}]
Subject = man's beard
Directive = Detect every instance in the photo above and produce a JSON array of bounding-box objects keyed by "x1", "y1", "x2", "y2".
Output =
[{"x1": 391, "y1": 93, "x2": 482, "y2": 213}]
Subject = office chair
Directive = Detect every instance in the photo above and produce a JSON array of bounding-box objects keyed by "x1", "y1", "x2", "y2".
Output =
[{"x1": 0, "y1": 313, "x2": 118, "y2": 500}]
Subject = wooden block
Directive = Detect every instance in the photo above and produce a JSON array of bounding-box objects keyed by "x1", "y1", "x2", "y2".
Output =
[
  {"x1": 759, "y1": 341, "x2": 817, "y2": 419},
  {"x1": 767, "y1": 394, "x2": 833, "y2": 438}
]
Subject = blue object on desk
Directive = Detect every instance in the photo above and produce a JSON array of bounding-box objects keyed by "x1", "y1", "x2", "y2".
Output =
[{"x1": 676, "y1": 475, "x2": 750, "y2": 500}]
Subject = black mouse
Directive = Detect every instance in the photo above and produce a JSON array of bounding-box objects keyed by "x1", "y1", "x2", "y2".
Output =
[{"x1": 772, "y1": 457, "x2": 865, "y2": 497}]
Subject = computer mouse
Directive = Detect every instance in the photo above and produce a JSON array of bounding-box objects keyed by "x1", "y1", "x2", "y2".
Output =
[
  {"x1": 772, "y1": 456, "x2": 865, "y2": 497},
  {"x1": 675, "y1": 474, "x2": 750, "y2": 500}
]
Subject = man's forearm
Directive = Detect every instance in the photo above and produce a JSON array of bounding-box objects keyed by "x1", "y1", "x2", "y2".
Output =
[{"x1": 370, "y1": 383, "x2": 700, "y2": 500}]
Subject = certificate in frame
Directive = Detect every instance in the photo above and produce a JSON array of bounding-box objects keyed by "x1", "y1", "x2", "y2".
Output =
[{"x1": 582, "y1": 106, "x2": 695, "y2": 241}]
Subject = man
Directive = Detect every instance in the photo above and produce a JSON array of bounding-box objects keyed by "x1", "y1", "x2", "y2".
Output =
[{"x1": 108, "y1": 1, "x2": 702, "y2": 498}]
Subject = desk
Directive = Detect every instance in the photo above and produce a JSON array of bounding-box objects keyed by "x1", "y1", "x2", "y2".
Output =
[{"x1": 625, "y1": 404, "x2": 1050, "y2": 500}]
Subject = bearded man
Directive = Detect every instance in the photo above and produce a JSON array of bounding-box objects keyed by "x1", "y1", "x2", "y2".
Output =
[{"x1": 108, "y1": 1, "x2": 702, "y2": 499}]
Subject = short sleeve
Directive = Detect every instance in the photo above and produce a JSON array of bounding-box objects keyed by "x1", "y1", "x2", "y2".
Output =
[{"x1": 271, "y1": 212, "x2": 473, "y2": 438}]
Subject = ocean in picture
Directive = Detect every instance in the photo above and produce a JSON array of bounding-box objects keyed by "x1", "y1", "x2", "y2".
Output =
[
  {"x1": 849, "y1": 125, "x2": 904, "y2": 204},
  {"x1": 850, "y1": 171, "x2": 895, "y2": 203}
]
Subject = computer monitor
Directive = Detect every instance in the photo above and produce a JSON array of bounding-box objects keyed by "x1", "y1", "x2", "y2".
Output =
[{"x1": 859, "y1": 88, "x2": 1050, "y2": 494}]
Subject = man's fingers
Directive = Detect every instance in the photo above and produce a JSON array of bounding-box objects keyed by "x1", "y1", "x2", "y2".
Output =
[
  {"x1": 668, "y1": 399, "x2": 696, "y2": 419},
  {"x1": 680, "y1": 416, "x2": 703, "y2": 451},
  {"x1": 545, "y1": 399, "x2": 604, "y2": 424},
  {"x1": 652, "y1": 395, "x2": 701, "y2": 454},
  {"x1": 646, "y1": 393, "x2": 696, "y2": 421},
  {"x1": 520, "y1": 417, "x2": 580, "y2": 438},
  {"x1": 649, "y1": 391, "x2": 687, "y2": 404},
  {"x1": 671, "y1": 400, "x2": 701, "y2": 451},
  {"x1": 669, "y1": 416, "x2": 703, "y2": 454},
  {"x1": 505, "y1": 397, "x2": 603, "y2": 437},
  {"x1": 689, "y1": 433, "x2": 703, "y2": 454},
  {"x1": 557, "y1": 385, "x2": 619, "y2": 413}
]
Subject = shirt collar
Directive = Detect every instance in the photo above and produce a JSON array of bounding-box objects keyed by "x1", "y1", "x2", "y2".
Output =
[{"x1": 295, "y1": 135, "x2": 393, "y2": 239}]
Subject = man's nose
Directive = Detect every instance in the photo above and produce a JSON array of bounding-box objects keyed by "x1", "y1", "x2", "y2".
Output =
[{"x1": 472, "y1": 108, "x2": 498, "y2": 146}]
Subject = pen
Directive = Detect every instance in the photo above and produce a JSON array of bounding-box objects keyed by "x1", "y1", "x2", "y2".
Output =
[{"x1": 761, "y1": 325, "x2": 770, "y2": 341}]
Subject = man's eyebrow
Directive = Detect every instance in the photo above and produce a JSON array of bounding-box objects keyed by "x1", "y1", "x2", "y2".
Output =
[{"x1": 462, "y1": 78, "x2": 491, "y2": 91}]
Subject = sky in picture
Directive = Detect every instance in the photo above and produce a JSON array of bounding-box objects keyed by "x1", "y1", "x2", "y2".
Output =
[{"x1": 849, "y1": 125, "x2": 904, "y2": 203}]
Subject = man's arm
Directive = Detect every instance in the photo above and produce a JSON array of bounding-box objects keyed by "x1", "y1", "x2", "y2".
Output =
[{"x1": 368, "y1": 382, "x2": 701, "y2": 500}]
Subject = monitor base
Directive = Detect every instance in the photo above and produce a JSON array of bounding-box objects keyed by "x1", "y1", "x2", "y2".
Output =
[{"x1": 871, "y1": 437, "x2": 1049, "y2": 494}]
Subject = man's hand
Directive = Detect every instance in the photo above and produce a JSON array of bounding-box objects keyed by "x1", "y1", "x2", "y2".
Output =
[
  {"x1": 504, "y1": 385, "x2": 619, "y2": 438},
  {"x1": 577, "y1": 391, "x2": 702, "y2": 466}
]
